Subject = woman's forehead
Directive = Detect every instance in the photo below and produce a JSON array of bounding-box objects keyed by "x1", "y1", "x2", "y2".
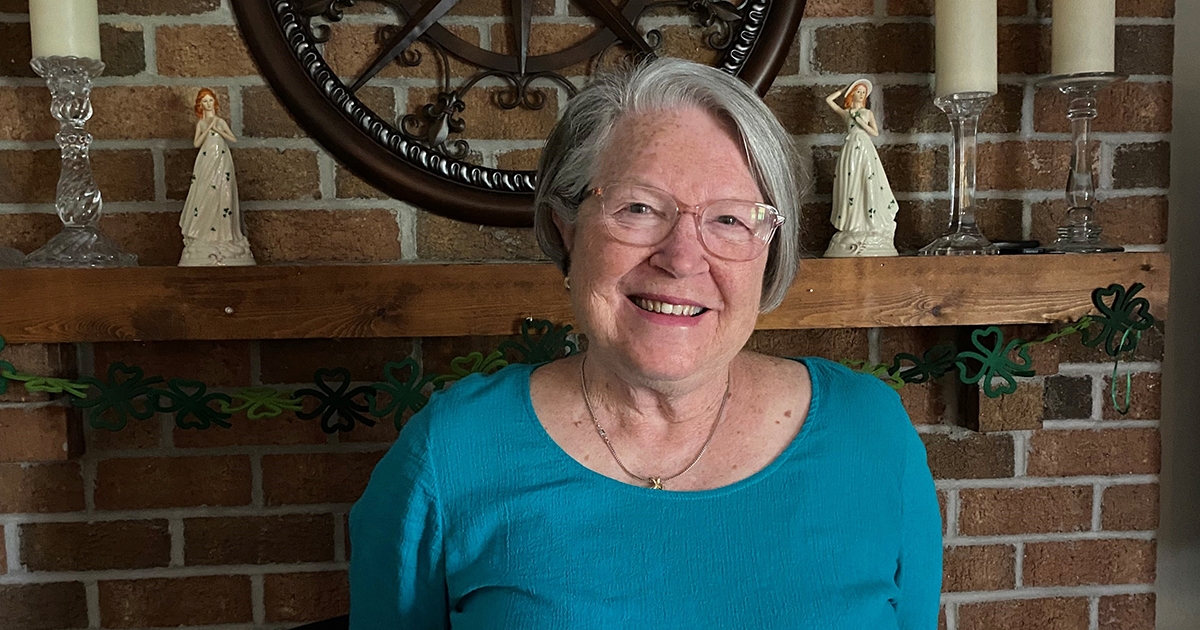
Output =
[{"x1": 598, "y1": 109, "x2": 753, "y2": 182}]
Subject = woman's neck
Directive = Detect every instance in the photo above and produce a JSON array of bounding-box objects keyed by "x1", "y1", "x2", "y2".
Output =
[{"x1": 580, "y1": 352, "x2": 734, "y2": 437}]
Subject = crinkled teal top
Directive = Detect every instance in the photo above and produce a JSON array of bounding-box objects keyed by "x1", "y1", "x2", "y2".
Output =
[{"x1": 350, "y1": 357, "x2": 942, "y2": 629}]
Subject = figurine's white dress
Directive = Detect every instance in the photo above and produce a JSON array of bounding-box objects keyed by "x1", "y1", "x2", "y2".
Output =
[
  {"x1": 179, "y1": 123, "x2": 254, "y2": 266},
  {"x1": 825, "y1": 108, "x2": 899, "y2": 257}
]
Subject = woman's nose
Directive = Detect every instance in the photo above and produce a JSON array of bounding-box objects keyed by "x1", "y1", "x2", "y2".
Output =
[{"x1": 649, "y1": 209, "x2": 710, "y2": 277}]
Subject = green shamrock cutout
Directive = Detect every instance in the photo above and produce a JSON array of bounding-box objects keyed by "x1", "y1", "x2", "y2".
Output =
[
  {"x1": 432, "y1": 350, "x2": 508, "y2": 387},
  {"x1": 369, "y1": 359, "x2": 442, "y2": 429},
  {"x1": 297, "y1": 368, "x2": 376, "y2": 433},
  {"x1": 149, "y1": 379, "x2": 233, "y2": 430},
  {"x1": 3, "y1": 373, "x2": 89, "y2": 398},
  {"x1": 954, "y1": 327, "x2": 1035, "y2": 398},
  {"x1": 0, "y1": 335, "x2": 15, "y2": 397},
  {"x1": 499, "y1": 318, "x2": 578, "y2": 364},
  {"x1": 74, "y1": 363, "x2": 164, "y2": 431},
  {"x1": 839, "y1": 360, "x2": 904, "y2": 389},
  {"x1": 221, "y1": 387, "x2": 304, "y2": 419},
  {"x1": 889, "y1": 345, "x2": 957, "y2": 385},
  {"x1": 1082, "y1": 283, "x2": 1154, "y2": 357}
]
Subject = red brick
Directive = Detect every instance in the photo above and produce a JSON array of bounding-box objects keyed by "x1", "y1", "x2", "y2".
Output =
[
  {"x1": 0, "y1": 405, "x2": 83, "y2": 462},
  {"x1": 92, "y1": 340, "x2": 251, "y2": 387},
  {"x1": 764, "y1": 85, "x2": 849, "y2": 136},
  {"x1": 1101, "y1": 483, "x2": 1159, "y2": 530},
  {"x1": 882, "y1": 84, "x2": 1023, "y2": 134},
  {"x1": 260, "y1": 337, "x2": 415, "y2": 384},
  {"x1": 1116, "y1": 25, "x2": 1174, "y2": 75},
  {"x1": 264, "y1": 571, "x2": 350, "y2": 622},
  {"x1": 1024, "y1": 539, "x2": 1156, "y2": 586},
  {"x1": 243, "y1": 85, "x2": 394, "y2": 139},
  {"x1": 324, "y1": 23, "x2": 480, "y2": 80},
  {"x1": 0, "y1": 87, "x2": 56, "y2": 141},
  {"x1": 420, "y1": 334, "x2": 522, "y2": 379},
  {"x1": 173, "y1": 414, "x2": 328, "y2": 448},
  {"x1": 1101, "y1": 371, "x2": 1161, "y2": 420},
  {"x1": 20, "y1": 520, "x2": 170, "y2": 571},
  {"x1": 969, "y1": 381, "x2": 1044, "y2": 432},
  {"x1": 943, "y1": 545, "x2": 1015, "y2": 592},
  {"x1": 1034, "y1": 82, "x2": 1172, "y2": 133},
  {"x1": 813, "y1": 23, "x2": 933, "y2": 74},
  {"x1": 890, "y1": 0, "x2": 1026, "y2": 14},
  {"x1": 245, "y1": 209, "x2": 402, "y2": 263},
  {"x1": 0, "y1": 582, "x2": 89, "y2": 630},
  {"x1": 95, "y1": 456, "x2": 252, "y2": 510},
  {"x1": 492, "y1": 23, "x2": 615, "y2": 74},
  {"x1": 0, "y1": 462, "x2": 84, "y2": 513},
  {"x1": 898, "y1": 381, "x2": 947, "y2": 425},
  {"x1": 99, "y1": 576, "x2": 252, "y2": 627},
  {"x1": 1098, "y1": 593, "x2": 1155, "y2": 630},
  {"x1": 807, "y1": 0, "x2": 874, "y2": 16},
  {"x1": 812, "y1": 144, "x2": 948, "y2": 194},
  {"x1": 335, "y1": 164, "x2": 389, "y2": 199},
  {"x1": 185, "y1": 514, "x2": 335, "y2": 565},
  {"x1": 959, "y1": 486, "x2": 1092, "y2": 535},
  {"x1": 96, "y1": 211, "x2": 186, "y2": 267},
  {"x1": 90, "y1": 86, "x2": 230, "y2": 140},
  {"x1": 921, "y1": 433, "x2": 1014, "y2": 479},
  {"x1": 98, "y1": 0, "x2": 220, "y2": 14},
  {"x1": 262, "y1": 451, "x2": 385, "y2": 505},
  {"x1": 1035, "y1": 0, "x2": 1174, "y2": 18},
  {"x1": 88, "y1": 416, "x2": 161, "y2": 450},
  {"x1": 0, "y1": 149, "x2": 154, "y2": 203},
  {"x1": 496, "y1": 148, "x2": 541, "y2": 171},
  {"x1": 1113, "y1": 142, "x2": 1170, "y2": 189},
  {"x1": 998, "y1": 24, "x2": 1050, "y2": 75},
  {"x1": 959, "y1": 597, "x2": 1089, "y2": 630},
  {"x1": 1031, "y1": 196, "x2": 1168, "y2": 247},
  {"x1": 978, "y1": 141, "x2": 1085, "y2": 191},
  {"x1": 1027, "y1": 428, "x2": 1160, "y2": 477},
  {"x1": 0, "y1": 343, "x2": 75, "y2": 404},
  {"x1": 0, "y1": 534, "x2": 5, "y2": 574},
  {"x1": 0, "y1": 23, "x2": 143, "y2": 77},
  {"x1": 167, "y1": 146, "x2": 320, "y2": 202},
  {"x1": 416, "y1": 211, "x2": 544, "y2": 261},
  {"x1": 156, "y1": 25, "x2": 257, "y2": 76}
]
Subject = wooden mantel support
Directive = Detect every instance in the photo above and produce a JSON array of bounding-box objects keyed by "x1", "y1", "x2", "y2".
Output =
[{"x1": 0, "y1": 253, "x2": 1169, "y2": 343}]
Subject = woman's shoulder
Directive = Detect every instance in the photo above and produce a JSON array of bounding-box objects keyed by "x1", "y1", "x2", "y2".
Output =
[
  {"x1": 801, "y1": 356, "x2": 910, "y2": 427},
  {"x1": 404, "y1": 361, "x2": 535, "y2": 442}
]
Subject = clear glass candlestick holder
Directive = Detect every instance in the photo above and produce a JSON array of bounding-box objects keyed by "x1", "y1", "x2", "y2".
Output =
[
  {"x1": 918, "y1": 91, "x2": 999, "y2": 256},
  {"x1": 1037, "y1": 72, "x2": 1125, "y2": 254},
  {"x1": 25, "y1": 56, "x2": 136, "y2": 268}
]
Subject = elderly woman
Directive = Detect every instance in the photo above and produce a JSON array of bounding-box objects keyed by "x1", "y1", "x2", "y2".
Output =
[{"x1": 350, "y1": 57, "x2": 942, "y2": 629}]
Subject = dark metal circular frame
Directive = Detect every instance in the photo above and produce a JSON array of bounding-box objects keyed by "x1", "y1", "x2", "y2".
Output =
[{"x1": 233, "y1": 0, "x2": 807, "y2": 227}]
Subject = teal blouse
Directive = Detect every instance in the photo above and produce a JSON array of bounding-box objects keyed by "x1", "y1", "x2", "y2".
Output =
[{"x1": 349, "y1": 357, "x2": 943, "y2": 629}]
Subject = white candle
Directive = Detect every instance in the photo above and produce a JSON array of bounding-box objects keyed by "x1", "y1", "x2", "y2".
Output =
[
  {"x1": 935, "y1": 0, "x2": 998, "y2": 97},
  {"x1": 29, "y1": 0, "x2": 102, "y2": 60},
  {"x1": 1051, "y1": 0, "x2": 1115, "y2": 75}
]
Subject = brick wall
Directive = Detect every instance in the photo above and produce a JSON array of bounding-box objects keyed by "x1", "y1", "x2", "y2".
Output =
[{"x1": 0, "y1": 0, "x2": 1171, "y2": 628}]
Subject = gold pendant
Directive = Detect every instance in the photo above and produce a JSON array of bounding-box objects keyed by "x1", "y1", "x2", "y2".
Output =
[{"x1": 648, "y1": 477, "x2": 664, "y2": 490}]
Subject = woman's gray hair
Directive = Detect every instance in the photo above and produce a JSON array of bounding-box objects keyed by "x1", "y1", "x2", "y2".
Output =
[{"x1": 533, "y1": 56, "x2": 803, "y2": 312}]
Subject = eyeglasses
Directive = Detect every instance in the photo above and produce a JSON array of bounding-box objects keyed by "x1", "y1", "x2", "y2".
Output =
[{"x1": 585, "y1": 182, "x2": 785, "y2": 262}]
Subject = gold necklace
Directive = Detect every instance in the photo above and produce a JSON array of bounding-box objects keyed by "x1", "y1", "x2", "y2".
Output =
[{"x1": 580, "y1": 355, "x2": 729, "y2": 490}]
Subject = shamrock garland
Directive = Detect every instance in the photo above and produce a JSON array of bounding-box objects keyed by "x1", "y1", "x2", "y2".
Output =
[{"x1": 0, "y1": 283, "x2": 1159, "y2": 432}]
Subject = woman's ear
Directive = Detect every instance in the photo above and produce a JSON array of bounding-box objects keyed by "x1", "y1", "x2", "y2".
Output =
[{"x1": 553, "y1": 212, "x2": 575, "y2": 253}]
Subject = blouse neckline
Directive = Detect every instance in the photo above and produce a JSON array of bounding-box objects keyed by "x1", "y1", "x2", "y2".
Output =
[{"x1": 518, "y1": 356, "x2": 824, "y2": 500}]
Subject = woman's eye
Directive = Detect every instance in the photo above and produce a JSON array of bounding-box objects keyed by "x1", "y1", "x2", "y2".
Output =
[{"x1": 624, "y1": 203, "x2": 654, "y2": 215}]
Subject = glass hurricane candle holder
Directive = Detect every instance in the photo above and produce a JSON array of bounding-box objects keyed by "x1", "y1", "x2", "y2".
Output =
[
  {"x1": 919, "y1": 91, "x2": 998, "y2": 256},
  {"x1": 1037, "y1": 72, "x2": 1125, "y2": 254},
  {"x1": 25, "y1": 56, "x2": 136, "y2": 268}
]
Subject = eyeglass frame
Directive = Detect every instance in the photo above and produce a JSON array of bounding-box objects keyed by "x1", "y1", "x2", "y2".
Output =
[{"x1": 582, "y1": 182, "x2": 786, "y2": 262}]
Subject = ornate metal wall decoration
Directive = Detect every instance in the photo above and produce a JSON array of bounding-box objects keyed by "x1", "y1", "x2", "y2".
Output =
[{"x1": 232, "y1": 0, "x2": 807, "y2": 225}]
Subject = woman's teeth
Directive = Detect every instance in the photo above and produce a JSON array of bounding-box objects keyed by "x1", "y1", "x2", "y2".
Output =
[{"x1": 633, "y1": 297, "x2": 705, "y2": 317}]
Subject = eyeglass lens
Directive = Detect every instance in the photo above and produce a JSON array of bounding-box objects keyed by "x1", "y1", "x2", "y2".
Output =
[{"x1": 598, "y1": 184, "x2": 777, "y2": 261}]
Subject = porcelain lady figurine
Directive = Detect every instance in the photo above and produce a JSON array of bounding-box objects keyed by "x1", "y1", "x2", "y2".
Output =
[
  {"x1": 179, "y1": 88, "x2": 255, "y2": 266},
  {"x1": 823, "y1": 79, "x2": 899, "y2": 257}
]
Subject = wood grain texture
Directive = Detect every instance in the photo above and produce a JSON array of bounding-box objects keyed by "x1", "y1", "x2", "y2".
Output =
[{"x1": 0, "y1": 253, "x2": 1168, "y2": 342}]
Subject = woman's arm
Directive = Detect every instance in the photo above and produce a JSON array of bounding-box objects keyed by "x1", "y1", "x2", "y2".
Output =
[
  {"x1": 192, "y1": 119, "x2": 210, "y2": 148},
  {"x1": 213, "y1": 117, "x2": 236, "y2": 143},
  {"x1": 862, "y1": 109, "x2": 881, "y2": 137},
  {"x1": 825, "y1": 89, "x2": 847, "y2": 117},
  {"x1": 349, "y1": 414, "x2": 450, "y2": 630},
  {"x1": 894, "y1": 426, "x2": 943, "y2": 629}
]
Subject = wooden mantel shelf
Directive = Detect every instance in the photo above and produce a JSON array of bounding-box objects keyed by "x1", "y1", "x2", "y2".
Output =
[{"x1": 0, "y1": 253, "x2": 1169, "y2": 343}]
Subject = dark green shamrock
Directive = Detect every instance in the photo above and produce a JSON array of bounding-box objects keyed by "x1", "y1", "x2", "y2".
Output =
[
  {"x1": 499, "y1": 318, "x2": 578, "y2": 364},
  {"x1": 0, "y1": 335, "x2": 14, "y2": 397},
  {"x1": 297, "y1": 368, "x2": 377, "y2": 433},
  {"x1": 1082, "y1": 283, "x2": 1155, "y2": 357},
  {"x1": 889, "y1": 345, "x2": 957, "y2": 385},
  {"x1": 954, "y1": 327, "x2": 1035, "y2": 398},
  {"x1": 221, "y1": 387, "x2": 304, "y2": 419},
  {"x1": 74, "y1": 363, "x2": 164, "y2": 431},
  {"x1": 148, "y1": 379, "x2": 233, "y2": 430},
  {"x1": 369, "y1": 359, "x2": 442, "y2": 429}
]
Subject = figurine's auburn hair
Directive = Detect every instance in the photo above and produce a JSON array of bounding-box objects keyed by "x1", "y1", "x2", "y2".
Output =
[
  {"x1": 842, "y1": 80, "x2": 871, "y2": 109},
  {"x1": 194, "y1": 88, "x2": 220, "y2": 118},
  {"x1": 533, "y1": 56, "x2": 807, "y2": 313}
]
